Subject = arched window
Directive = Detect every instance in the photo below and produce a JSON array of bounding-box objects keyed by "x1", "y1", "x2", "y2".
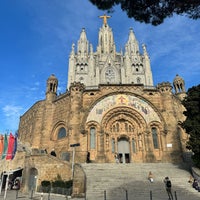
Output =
[
  {"x1": 90, "y1": 127, "x2": 96, "y2": 149},
  {"x1": 57, "y1": 127, "x2": 66, "y2": 139},
  {"x1": 152, "y1": 127, "x2": 159, "y2": 149},
  {"x1": 132, "y1": 139, "x2": 136, "y2": 153},
  {"x1": 111, "y1": 138, "x2": 115, "y2": 153}
]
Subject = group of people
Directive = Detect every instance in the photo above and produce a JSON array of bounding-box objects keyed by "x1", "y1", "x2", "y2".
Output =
[
  {"x1": 188, "y1": 176, "x2": 200, "y2": 192},
  {"x1": 8, "y1": 178, "x2": 20, "y2": 190},
  {"x1": 148, "y1": 171, "x2": 200, "y2": 199},
  {"x1": 114, "y1": 153, "x2": 120, "y2": 163},
  {"x1": 192, "y1": 179, "x2": 200, "y2": 191},
  {"x1": 147, "y1": 172, "x2": 173, "y2": 200}
]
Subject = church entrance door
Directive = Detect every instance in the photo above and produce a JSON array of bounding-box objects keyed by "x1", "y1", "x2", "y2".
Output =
[{"x1": 118, "y1": 138, "x2": 130, "y2": 163}]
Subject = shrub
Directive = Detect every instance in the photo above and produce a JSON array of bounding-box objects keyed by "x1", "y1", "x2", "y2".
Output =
[
  {"x1": 51, "y1": 180, "x2": 73, "y2": 188},
  {"x1": 41, "y1": 180, "x2": 51, "y2": 187}
]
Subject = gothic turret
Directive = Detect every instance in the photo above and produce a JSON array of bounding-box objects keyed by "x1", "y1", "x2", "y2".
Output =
[
  {"x1": 97, "y1": 14, "x2": 116, "y2": 55},
  {"x1": 125, "y1": 28, "x2": 139, "y2": 57},
  {"x1": 46, "y1": 74, "x2": 58, "y2": 101},
  {"x1": 157, "y1": 82, "x2": 173, "y2": 94},
  {"x1": 173, "y1": 74, "x2": 186, "y2": 100},
  {"x1": 77, "y1": 28, "x2": 89, "y2": 58},
  {"x1": 124, "y1": 28, "x2": 153, "y2": 86}
]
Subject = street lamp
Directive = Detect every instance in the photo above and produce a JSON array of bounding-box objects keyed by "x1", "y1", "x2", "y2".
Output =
[{"x1": 70, "y1": 143, "x2": 80, "y2": 179}]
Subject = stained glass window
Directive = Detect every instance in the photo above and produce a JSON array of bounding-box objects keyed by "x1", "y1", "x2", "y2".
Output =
[
  {"x1": 57, "y1": 127, "x2": 66, "y2": 139},
  {"x1": 90, "y1": 127, "x2": 96, "y2": 149},
  {"x1": 152, "y1": 127, "x2": 159, "y2": 149}
]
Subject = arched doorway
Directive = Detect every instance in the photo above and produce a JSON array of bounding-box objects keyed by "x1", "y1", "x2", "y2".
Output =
[
  {"x1": 118, "y1": 137, "x2": 130, "y2": 163},
  {"x1": 28, "y1": 168, "x2": 38, "y2": 191},
  {"x1": 100, "y1": 106, "x2": 146, "y2": 163}
]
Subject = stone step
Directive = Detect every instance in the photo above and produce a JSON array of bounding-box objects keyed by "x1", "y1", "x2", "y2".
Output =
[{"x1": 80, "y1": 163, "x2": 200, "y2": 200}]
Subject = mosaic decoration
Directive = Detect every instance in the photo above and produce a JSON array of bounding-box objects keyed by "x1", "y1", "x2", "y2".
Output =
[{"x1": 86, "y1": 94, "x2": 161, "y2": 124}]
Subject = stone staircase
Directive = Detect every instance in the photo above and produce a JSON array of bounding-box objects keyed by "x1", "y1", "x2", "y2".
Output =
[{"x1": 80, "y1": 163, "x2": 200, "y2": 200}]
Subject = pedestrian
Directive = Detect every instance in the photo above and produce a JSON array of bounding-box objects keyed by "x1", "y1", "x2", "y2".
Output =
[
  {"x1": 86, "y1": 151, "x2": 90, "y2": 163},
  {"x1": 50, "y1": 149, "x2": 56, "y2": 157},
  {"x1": 188, "y1": 175, "x2": 193, "y2": 183},
  {"x1": 192, "y1": 179, "x2": 200, "y2": 191},
  {"x1": 114, "y1": 152, "x2": 119, "y2": 163},
  {"x1": 148, "y1": 171, "x2": 154, "y2": 183},
  {"x1": 164, "y1": 177, "x2": 173, "y2": 200}
]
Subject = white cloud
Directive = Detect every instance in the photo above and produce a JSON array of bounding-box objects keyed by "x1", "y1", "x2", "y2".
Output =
[
  {"x1": 2, "y1": 105, "x2": 23, "y2": 131},
  {"x1": 3, "y1": 105, "x2": 22, "y2": 117}
]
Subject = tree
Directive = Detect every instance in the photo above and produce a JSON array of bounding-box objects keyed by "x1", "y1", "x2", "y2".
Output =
[
  {"x1": 181, "y1": 84, "x2": 200, "y2": 168},
  {"x1": 89, "y1": 0, "x2": 200, "y2": 25}
]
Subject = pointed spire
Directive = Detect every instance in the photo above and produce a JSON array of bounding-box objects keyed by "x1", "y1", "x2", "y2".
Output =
[
  {"x1": 97, "y1": 17, "x2": 115, "y2": 54},
  {"x1": 126, "y1": 28, "x2": 139, "y2": 56},
  {"x1": 90, "y1": 43, "x2": 93, "y2": 54},
  {"x1": 77, "y1": 28, "x2": 89, "y2": 55},
  {"x1": 70, "y1": 43, "x2": 75, "y2": 56},
  {"x1": 79, "y1": 28, "x2": 87, "y2": 40},
  {"x1": 142, "y1": 44, "x2": 148, "y2": 57},
  {"x1": 128, "y1": 28, "x2": 137, "y2": 41}
]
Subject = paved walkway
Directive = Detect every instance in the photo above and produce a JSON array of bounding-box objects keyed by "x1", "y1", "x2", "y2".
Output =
[{"x1": 0, "y1": 190, "x2": 75, "y2": 200}]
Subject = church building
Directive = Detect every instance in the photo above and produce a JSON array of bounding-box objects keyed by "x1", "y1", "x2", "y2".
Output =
[{"x1": 3, "y1": 15, "x2": 189, "y2": 193}]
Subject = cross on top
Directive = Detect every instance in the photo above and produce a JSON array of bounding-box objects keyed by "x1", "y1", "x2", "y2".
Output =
[{"x1": 99, "y1": 14, "x2": 111, "y2": 25}]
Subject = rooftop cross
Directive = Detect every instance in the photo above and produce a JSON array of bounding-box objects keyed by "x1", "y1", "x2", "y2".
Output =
[{"x1": 99, "y1": 14, "x2": 111, "y2": 25}]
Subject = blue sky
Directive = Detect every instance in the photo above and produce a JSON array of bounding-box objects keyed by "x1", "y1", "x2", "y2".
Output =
[{"x1": 0, "y1": 0, "x2": 200, "y2": 133}]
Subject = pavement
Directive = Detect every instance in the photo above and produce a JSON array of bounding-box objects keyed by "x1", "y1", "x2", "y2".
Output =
[{"x1": 0, "y1": 189, "x2": 76, "y2": 200}]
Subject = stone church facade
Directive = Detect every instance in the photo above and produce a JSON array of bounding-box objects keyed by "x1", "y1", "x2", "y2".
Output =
[{"x1": 4, "y1": 16, "x2": 189, "y2": 192}]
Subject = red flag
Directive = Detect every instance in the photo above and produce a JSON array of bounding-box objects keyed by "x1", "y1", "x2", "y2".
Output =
[
  {"x1": 0, "y1": 135, "x2": 3, "y2": 156},
  {"x1": 6, "y1": 133, "x2": 15, "y2": 160}
]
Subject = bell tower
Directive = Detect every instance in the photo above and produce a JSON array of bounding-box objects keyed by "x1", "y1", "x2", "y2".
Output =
[
  {"x1": 173, "y1": 74, "x2": 186, "y2": 100},
  {"x1": 46, "y1": 74, "x2": 58, "y2": 101}
]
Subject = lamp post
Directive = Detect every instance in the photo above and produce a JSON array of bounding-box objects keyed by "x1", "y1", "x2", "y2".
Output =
[{"x1": 70, "y1": 143, "x2": 80, "y2": 179}]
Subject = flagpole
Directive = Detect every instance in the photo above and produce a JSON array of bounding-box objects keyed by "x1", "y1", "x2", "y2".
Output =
[
  {"x1": 3, "y1": 160, "x2": 10, "y2": 200},
  {"x1": 0, "y1": 157, "x2": 4, "y2": 195},
  {"x1": 0, "y1": 132, "x2": 17, "y2": 197},
  {"x1": 0, "y1": 133, "x2": 7, "y2": 195},
  {"x1": 0, "y1": 158, "x2": 5, "y2": 195}
]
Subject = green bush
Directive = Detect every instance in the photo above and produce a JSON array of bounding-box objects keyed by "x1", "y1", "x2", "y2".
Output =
[
  {"x1": 65, "y1": 180, "x2": 73, "y2": 188},
  {"x1": 51, "y1": 180, "x2": 73, "y2": 188},
  {"x1": 41, "y1": 180, "x2": 51, "y2": 187}
]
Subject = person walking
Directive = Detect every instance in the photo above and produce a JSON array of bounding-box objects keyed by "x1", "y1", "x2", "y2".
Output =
[
  {"x1": 114, "y1": 152, "x2": 119, "y2": 163},
  {"x1": 148, "y1": 171, "x2": 154, "y2": 183},
  {"x1": 164, "y1": 177, "x2": 173, "y2": 200}
]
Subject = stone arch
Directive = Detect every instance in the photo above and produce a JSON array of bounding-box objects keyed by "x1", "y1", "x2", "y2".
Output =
[
  {"x1": 82, "y1": 92, "x2": 167, "y2": 131},
  {"x1": 51, "y1": 121, "x2": 68, "y2": 141},
  {"x1": 117, "y1": 134, "x2": 130, "y2": 141},
  {"x1": 85, "y1": 121, "x2": 102, "y2": 161},
  {"x1": 85, "y1": 92, "x2": 166, "y2": 126},
  {"x1": 100, "y1": 106, "x2": 148, "y2": 162},
  {"x1": 102, "y1": 106, "x2": 147, "y2": 134},
  {"x1": 85, "y1": 120, "x2": 101, "y2": 130}
]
